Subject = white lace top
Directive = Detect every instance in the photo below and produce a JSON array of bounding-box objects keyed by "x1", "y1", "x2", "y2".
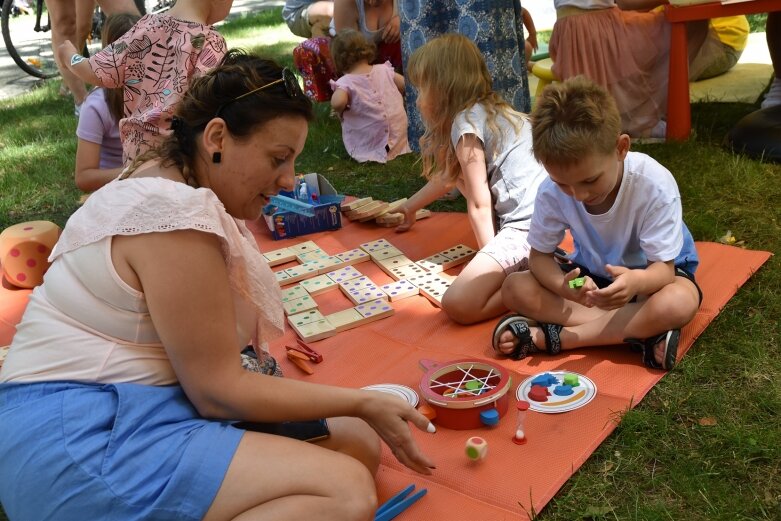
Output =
[{"x1": 0, "y1": 177, "x2": 284, "y2": 385}]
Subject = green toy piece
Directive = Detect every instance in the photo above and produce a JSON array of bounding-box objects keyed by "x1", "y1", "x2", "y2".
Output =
[
  {"x1": 563, "y1": 374, "x2": 579, "y2": 387},
  {"x1": 464, "y1": 380, "x2": 481, "y2": 391},
  {"x1": 568, "y1": 277, "x2": 585, "y2": 289}
]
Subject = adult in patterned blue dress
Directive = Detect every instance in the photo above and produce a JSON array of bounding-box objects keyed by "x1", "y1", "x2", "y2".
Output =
[{"x1": 399, "y1": 0, "x2": 532, "y2": 150}]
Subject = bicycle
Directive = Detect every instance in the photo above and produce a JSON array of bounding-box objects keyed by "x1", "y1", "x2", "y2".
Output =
[{"x1": 1, "y1": 0, "x2": 174, "y2": 79}]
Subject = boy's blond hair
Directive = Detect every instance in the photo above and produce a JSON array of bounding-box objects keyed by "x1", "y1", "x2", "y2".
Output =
[
  {"x1": 531, "y1": 76, "x2": 621, "y2": 167},
  {"x1": 330, "y1": 29, "x2": 376, "y2": 76},
  {"x1": 407, "y1": 33, "x2": 525, "y2": 184}
]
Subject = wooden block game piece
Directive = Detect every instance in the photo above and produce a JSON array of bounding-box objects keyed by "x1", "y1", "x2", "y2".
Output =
[
  {"x1": 377, "y1": 198, "x2": 407, "y2": 217},
  {"x1": 388, "y1": 263, "x2": 429, "y2": 281},
  {"x1": 357, "y1": 202, "x2": 390, "y2": 221},
  {"x1": 288, "y1": 240, "x2": 320, "y2": 255},
  {"x1": 323, "y1": 308, "x2": 365, "y2": 332},
  {"x1": 326, "y1": 265, "x2": 363, "y2": 284},
  {"x1": 283, "y1": 294, "x2": 319, "y2": 316},
  {"x1": 439, "y1": 244, "x2": 477, "y2": 268},
  {"x1": 368, "y1": 246, "x2": 404, "y2": 262},
  {"x1": 288, "y1": 308, "x2": 326, "y2": 328},
  {"x1": 415, "y1": 254, "x2": 451, "y2": 273},
  {"x1": 290, "y1": 318, "x2": 336, "y2": 342},
  {"x1": 408, "y1": 273, "x2": 453, "y2": 306},
  {"x1": 300, "y1": 274, "x2": 338, "y2": 296},
  {"x1": 336, "y1": 248, "x2": 370, "y2": 265},
  {"x1": 354, "y1": 299, "x2": 394, "y2": 321},
  {"x1": 375, "y1": 213, "x2": 405, "y2": 227},
  {"x1": 341, "y1": 197, "x2": 373, "y2": 212},
  {"x1": 282, "y1": 262, "x2": 320, "y2": 285},
  {"x1": 263, "y1": 247, "x2": 297, "y2": 267},
  {"x1": 337, "y1": 275, "x2": 375, "y2": 293},
  {"x1": 275, "y1": 270, "x2": 292, "y2": 285},
  {"x1": 281, "y1": 284, "x2": 308, "y2": 303},
  {"x1": 346, "y1": 201, "x2": 384, "y2": 220},
  {"x1": 345, "y1": 284, "x2": 388, "y2": 305},
  {"x1": 359, "y1": 238, "x2": 395, "y2": 253},
  {"x1": 310, "y1": 255, "x2": 350, "y2": 274},
  {"x1": 295, "y1": 249, "x2": 330, "y2": 264},
  {"x1": 373, "y1": 255, "x2": 415, "y2": 277},
  {"x1": 380, "y1": 279, "x2": 419, "y2": 301}
]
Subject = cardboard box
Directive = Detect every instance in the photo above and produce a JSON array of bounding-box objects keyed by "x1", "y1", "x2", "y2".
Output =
[{"x1": 263, "y1": 173, "x2": 344, "y2": 240}]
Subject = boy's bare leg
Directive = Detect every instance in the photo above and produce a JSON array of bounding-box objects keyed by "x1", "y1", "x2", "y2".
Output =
[
  {"x1": 500, "y1": 272, "x2": 700, "y2": 364},
  {"x1": 441, "y1": 252, "x2": 508, "y2": 325}
]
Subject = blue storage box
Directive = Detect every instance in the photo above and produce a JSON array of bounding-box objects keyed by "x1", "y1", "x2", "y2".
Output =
[{"x1": 263, "y1": 173, "x2": 344, "y2": 240}]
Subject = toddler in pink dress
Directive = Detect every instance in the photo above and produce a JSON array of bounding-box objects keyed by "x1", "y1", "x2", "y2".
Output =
[{"x1": 329, "y1": 29, "x2": 410, "y2": 163}]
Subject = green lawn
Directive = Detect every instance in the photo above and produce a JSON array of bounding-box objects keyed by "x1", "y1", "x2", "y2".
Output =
[{"x1": 0, "y1": 9, "x2": 779, "y2": 521}]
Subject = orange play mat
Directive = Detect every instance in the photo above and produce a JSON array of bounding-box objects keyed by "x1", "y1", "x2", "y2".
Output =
[{"x1": 251, "y1": 211, "x2": 771, "y2": 520}]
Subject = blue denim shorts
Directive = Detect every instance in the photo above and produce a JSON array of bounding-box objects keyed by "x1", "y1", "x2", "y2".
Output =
[{"x1": 0, "y1": 381, "x2": 244, "y2": 521}]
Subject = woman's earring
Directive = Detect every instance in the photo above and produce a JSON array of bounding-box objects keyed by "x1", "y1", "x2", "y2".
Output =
[{"x1": 212, "y1": 152, "x2": 222, "y2": 164}]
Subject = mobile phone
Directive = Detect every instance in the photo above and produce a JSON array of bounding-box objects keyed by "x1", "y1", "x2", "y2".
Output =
[{"x1": 233, "y1": 419, "x2": 330, "y2": 443}]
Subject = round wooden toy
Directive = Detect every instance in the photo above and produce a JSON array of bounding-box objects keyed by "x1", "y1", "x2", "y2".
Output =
[
  {"x1": 465, "y1": 436, "x2": 488, "y2": 460},
  {"x1": 0, "y1": 221, "x2": 60, "y2": 289},
  {"x1": 418, "y1": 358, "x2": 512, "y2": 430}
]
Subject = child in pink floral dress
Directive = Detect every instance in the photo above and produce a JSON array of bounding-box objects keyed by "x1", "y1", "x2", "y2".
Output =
[
  {"x1": 58, "y1": 0, "x2": 230, "y2": 163},
  {"x1": 329, "y1": 29, "x2": 409, "y2": 163}
]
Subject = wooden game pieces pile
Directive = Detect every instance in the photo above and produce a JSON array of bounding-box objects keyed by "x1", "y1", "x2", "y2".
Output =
[
  {"x1": 340, "y1": 197, "x2": 432, "y2": 227},
  {"x1": 263, "y1": 238, "x2": 477, "y2": 342}
]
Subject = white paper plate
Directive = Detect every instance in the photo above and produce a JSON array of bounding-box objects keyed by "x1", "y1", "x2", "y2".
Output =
[
  {"x1": 362, "y1": 384, "x2": 420, "y2": 407},
  {"x1": 516, "y1": 371, "x2": 597, "y2": 413}
]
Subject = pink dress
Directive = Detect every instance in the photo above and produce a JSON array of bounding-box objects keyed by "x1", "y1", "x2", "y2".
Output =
[
  {"x1": 329, "y1": 62, "x2": 410, "y2": 163},
  {"x1": 550, "y1": 3, "x2": 670, "y2": 138},
  {"x1": 88, "y1": 15, "x2": 227, "y2": 162}
]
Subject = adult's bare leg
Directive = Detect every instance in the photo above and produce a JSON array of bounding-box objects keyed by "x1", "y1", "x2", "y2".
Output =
[
  {"x1": 45, "y1": 0, "x2": 88, "y2": 105},
  {"x1": 203, "y1": 429, "x2": 378, "y2": 521}
]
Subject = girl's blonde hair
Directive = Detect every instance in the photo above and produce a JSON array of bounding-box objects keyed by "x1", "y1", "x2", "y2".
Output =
[
  {"x1": 330, "y1": 29, "x2": 376, "y2": 75},
  {"x1": 531, "y1": 76, "x2": 620, "y2": 167},
  {"x1": 407, "y1": 33, "x2": 524, "y2": 184}
]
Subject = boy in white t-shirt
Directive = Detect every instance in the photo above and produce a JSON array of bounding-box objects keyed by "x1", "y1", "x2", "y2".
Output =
[{"x1": 492, "y1": 77, "x2": 702, "y2": 370}]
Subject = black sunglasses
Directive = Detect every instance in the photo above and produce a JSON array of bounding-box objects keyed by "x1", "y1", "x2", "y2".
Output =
[{"x1": 215, "y1": 68, "x2": 301, "y2": 118}]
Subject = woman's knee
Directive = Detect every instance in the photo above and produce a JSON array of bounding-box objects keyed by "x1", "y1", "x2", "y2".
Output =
[{"x1": 322, "y1": 417, "x2": 381, "y2": 475}]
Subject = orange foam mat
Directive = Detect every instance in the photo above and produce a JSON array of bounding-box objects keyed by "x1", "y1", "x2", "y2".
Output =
[{"x1": 250, "y1": 212, "x2": 771, "y2": 520}]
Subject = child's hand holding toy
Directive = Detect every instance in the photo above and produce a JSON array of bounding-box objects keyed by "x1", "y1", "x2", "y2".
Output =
[{"x1": 588, "y1": 264, "x2": 638, "y2": 310}]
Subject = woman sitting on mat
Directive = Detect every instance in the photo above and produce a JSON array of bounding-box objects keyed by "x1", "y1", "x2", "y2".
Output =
[
  {"x1": 395, "y1": 34, "x2": 548, "y2": 325},
  {"x1": 493, "y1": 77, "x2": 702, "y2": 371},
  {"x1": 0, "y1": 50, "x2": 435, "y2": 521}
]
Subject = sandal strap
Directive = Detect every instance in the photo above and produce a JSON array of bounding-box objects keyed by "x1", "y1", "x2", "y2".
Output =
[
  {"x1": 507, "y1": 320, "x2": 537, "y2": 360},
  {"x1": 624, "y1": 331, "x2": 678, "y2": 371},
  {"x1": 541, "y1": 323, "x2": 563, "y2": 355}
]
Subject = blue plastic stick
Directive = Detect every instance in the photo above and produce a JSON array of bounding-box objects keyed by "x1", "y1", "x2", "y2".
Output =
[
  {"x1": 269, "y1": 195, "x2": 315, "y2": 217},
  {"x1": 375, "y1": 485, "x2": 427, "y2": 521}
]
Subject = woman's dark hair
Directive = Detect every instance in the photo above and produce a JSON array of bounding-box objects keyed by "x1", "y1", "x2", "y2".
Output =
[
  {"x1": 159, "y1": 49, "x2": 313, "y2": 182},
  {"x1": 101, "y1": 12, "x2": 139, "y2": 122},
  {"x1": 330, "y1": 29, "x2": 376, "y2": 75}
]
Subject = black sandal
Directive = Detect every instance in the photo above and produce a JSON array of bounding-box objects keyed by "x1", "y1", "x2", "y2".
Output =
[
  {"x1": 625, "y1": 329, "x2": 680, "y2": 371},
  {"x1": 491, "y1": 314, "x2": 564, "y2": 360}
]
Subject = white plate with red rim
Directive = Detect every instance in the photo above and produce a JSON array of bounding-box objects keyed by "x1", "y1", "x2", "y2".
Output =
[
  {"x1": 362, "y1": 384, "x2": 419, "y2": 407},
  {"x1": 516, "y1": 371, "x2": 597, "y2": 413}
]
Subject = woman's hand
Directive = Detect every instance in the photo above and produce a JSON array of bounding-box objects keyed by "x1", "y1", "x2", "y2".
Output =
[
  {"x1": 382, "y1": 14, "x2": 400, "y2": 43},
  {"x1": 358, "y1": 391, "x2": 436, "y2": 474}
]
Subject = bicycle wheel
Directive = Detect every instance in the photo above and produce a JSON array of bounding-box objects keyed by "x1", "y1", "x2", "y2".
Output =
[{"x1": 1, "y1": 0, "x2": 58, "y2": 78}]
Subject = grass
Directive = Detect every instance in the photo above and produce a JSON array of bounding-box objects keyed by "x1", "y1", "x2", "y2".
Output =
[{"x1": 1, "y1": 8, "x2": 780, "y2": 521}]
